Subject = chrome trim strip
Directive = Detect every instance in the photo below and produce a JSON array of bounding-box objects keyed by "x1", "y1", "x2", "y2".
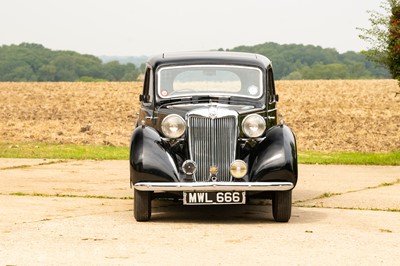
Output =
[
  {"x1": 134, "y1": 182, "x2": 294, "y2": 192},
  {"x1": 186, "y1": 106, "x2": 239, "y2": 119}
]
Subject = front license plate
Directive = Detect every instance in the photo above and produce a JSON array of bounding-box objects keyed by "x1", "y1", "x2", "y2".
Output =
[{"x1": 183, "y1": 191, "x2": 246, "y2": 205}]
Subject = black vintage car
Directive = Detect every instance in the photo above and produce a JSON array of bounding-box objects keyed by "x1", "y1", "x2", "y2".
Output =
[{"x1": 130, "y1": 51, "x2": 298, "y2": 222}]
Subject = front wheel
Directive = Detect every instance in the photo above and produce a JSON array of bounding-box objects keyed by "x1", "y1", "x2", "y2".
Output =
[
  {"x1": 134, "y1": 189, "x2": 152, "y2": 222},
  {"x1": 272, "y1": 190, "x2": 292, "y2": 222}
]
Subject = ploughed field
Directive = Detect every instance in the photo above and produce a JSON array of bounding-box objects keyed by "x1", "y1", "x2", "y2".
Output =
[{"x1": 1, "y1": 80, "x2": 399, "y2": 152}]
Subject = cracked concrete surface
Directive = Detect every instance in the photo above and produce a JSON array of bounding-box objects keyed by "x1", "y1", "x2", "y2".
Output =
[{"x1": 0, "y1": 159, "x2": 399, "y2": 265}]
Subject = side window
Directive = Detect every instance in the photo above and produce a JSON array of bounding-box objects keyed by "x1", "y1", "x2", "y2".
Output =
[
  {"x1": 142, "y1": 67, "x2": 153, "y2": 106},
  {"x1": 267, "y1": 68, "x2": 277, "y2": 103}
]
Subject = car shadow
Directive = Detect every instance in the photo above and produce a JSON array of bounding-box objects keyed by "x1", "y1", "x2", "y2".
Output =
[{"x1": 147, "y1": 200, "x2": 327, "y2": 224}]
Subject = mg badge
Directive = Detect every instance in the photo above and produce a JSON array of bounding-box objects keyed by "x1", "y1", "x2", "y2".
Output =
[{"x1": 209, "y1": 106, "x2": 218, "y2": 119}]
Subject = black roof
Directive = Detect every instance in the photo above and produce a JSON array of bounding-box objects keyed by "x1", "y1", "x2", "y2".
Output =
[{"x1": 147, "y1": 51, "x2": 272, "y2": 70}]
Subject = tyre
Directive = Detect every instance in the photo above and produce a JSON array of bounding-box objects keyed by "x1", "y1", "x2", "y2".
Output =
[
  {"x1": 134, "y1": 188, "x2": 152, "y2": 222},
  {"x1": 272, "y1": 190, "x2": 292, "y2": 222}
]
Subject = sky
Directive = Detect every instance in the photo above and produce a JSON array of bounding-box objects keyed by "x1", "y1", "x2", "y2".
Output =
[{"x1": 0, "y1": 0, "x2": 385, "y2": 56}]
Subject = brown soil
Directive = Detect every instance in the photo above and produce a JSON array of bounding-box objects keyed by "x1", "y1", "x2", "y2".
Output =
[
  {"x1": 1, "y1": 80, "x2": 399, "y2": 152},
  {"x1": 277, "y1": 80, "x2": 400, "y2": 152}
]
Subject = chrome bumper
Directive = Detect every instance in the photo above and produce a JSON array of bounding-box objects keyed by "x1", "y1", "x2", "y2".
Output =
[{"x1": 134, "y1": 182, "x2": 294, "y2": 192}]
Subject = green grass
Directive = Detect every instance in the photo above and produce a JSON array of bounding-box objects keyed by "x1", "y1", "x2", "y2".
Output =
[
  {"x1": 0, "y1": 143, "x2": 128, "y2": 160},
  {"x1": 298, "y1": 151, "x2": 400, "y2": 166},
  {"x1": 0, "y1": 142, "x2": 399, "y2": 165}
]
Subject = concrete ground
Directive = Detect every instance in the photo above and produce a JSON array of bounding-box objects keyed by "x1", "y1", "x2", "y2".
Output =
[{"x1": 0, "y1": 159, "x2": 399, "y2": 265}]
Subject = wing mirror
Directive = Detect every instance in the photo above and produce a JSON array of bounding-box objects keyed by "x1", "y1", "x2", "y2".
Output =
[{"x1": 139, "y1": 94, "x2": 150, "y2": 102}]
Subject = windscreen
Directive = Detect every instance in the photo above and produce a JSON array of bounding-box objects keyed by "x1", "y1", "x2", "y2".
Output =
[{"x1": 157, "y1": 65, "x2": 263, "y2": 99}]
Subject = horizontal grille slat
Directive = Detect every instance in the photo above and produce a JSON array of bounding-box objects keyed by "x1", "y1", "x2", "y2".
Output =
[{"x1": 188, "y1": 115, "x2": 237, "y2": 182}]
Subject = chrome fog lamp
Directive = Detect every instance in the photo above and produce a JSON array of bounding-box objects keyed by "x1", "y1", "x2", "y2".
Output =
[
  {"x1": 182, "y1": 160, "x2": 197, "y2": 176},
  {"x1": 230, "y1": 160, "x2": 248, "y2": 179},
  {"x1": 242, "y1": 114, "x2": 266, "y2": 138},
  {"x1": 161, "y1": 114, "x2": 186, "y2": 138}
]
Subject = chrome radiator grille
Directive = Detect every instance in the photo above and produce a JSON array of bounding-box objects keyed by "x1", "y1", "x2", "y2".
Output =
[{"x1": 188, "y1": 115, "x2": 238, "y2": 182}]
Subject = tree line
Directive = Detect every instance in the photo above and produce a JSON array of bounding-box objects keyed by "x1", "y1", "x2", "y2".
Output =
[
  {"x1": 0, "y1": 42, "x2": 392, "y2": 81},
  {"x1": 226, "y1": 42, "x2": 390, "y2": 80},
  {"x1": 0, "y1": 43, "x2": 141, "y2": 82}
]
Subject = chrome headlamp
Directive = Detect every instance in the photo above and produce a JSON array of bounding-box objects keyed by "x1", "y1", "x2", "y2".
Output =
[
  {"x1": 161, "y1": 114, "x2": 186, "y2": 138},
  {"x1": 230, "y1": 160, "x2": 248, "y2": 179},
  {"x1": 242, "y1": 114, "x2": 266, "y2": 138}
]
